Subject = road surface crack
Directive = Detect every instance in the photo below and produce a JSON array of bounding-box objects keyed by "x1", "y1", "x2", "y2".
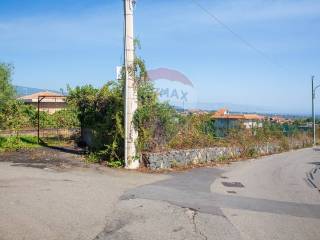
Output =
[{"x1": 187, "y1": 208, "x2": 208, "y2": 240}]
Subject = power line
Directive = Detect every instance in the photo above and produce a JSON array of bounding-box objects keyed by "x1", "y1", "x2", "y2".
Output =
[{"x1": 190, "y1": 0, "x2": 287, "y2": 70}]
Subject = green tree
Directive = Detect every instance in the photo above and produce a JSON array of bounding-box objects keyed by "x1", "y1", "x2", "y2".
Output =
[
  {"x1": 0, "y1": 63, "x2": 15, "y2": 110},
  {"x1": 0, "y1": 100, "x2": 33, "y2": 132},
  {"x1": 67, "y1": 82, "x2": 125, "y2": 164},
  {"x1": 67, "y1": 85, "x2": 99, "y2": 130}
]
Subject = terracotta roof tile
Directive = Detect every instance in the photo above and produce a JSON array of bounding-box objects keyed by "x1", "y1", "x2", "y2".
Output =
[
  {"x1": 18, "y1": 91, "x2": 64, "y2": 100},
  {"x1": 212, "y1": 108, "x2": 264, "y2": 120}
]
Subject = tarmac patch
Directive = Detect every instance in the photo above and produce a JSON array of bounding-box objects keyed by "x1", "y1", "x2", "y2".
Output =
[{"x1": 222, "y1": 182, "x2": 245, "y2": 188}]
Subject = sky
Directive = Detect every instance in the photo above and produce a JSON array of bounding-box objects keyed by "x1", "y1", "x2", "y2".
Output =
[{"x1": 0, "y1": 0, "x2": 320, "y2": 114}]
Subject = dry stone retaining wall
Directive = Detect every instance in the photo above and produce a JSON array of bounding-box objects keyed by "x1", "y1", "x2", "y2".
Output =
[{"x1": 144, "y1": 141, "x2": 310, "y2": 169}]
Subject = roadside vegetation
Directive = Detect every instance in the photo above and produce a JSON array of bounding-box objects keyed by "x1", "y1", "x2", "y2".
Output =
[
  {"x1": 0, "y1": 135, "x2": 39, "y2": 151},
  {"x1": 0, "y1": 135, "x2": 71, "y2": 152},
  {"x1": 66, "y1": 49, "x2": 316, "y2": 167},
  {"x1": 0, "y1": 63, "x2": 79, "y2": 151},
  {"x1": 67, "y1": 51, "x2": 179, "y2": 166},
  {"x1": 0, "y1": 53, "x2": 318, "y2": 167}
]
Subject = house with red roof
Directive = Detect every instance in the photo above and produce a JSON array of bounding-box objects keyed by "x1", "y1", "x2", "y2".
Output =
[{"x1": 212, "y1": 108, "x2": 265, "y2": 137}]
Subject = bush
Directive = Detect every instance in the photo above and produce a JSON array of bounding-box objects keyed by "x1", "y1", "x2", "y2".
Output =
[
  {"x1": 68, "y1": 82, "x2": 125, "y2": 165},
  {"x1": 0, "y1": 100, "x2": 79, "y2": 131},
  {"x1": 169, "y1": 114, "x2": 218, "y2": 150},
  {"x1": 0, "y1": 100, "x2": 35, "y2": 131},
  {"x1": 134, "y1": 81, "x2": 181, "y2": 152},
  {"x1": 51, "y1": 108, "x2": 79, "y2": 129},
  {"x1": 68, "y1": 75, "x2": 180, "y2": 165},
  {"x1": 1, "y1": 62, "x2": 79, "y2": 131}
]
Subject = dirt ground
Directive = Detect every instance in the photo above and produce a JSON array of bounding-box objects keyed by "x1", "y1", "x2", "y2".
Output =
[{"x1": 0, "y1": 146, "x2": 86, "y2": 170}]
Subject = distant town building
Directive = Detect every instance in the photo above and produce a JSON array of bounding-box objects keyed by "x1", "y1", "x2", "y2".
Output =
[
  {"x1": 268, "y1": 116, "x2": 293, "y2": 124},
  {"x1": 18, "y1": 91, "x2": 66, "y2": 114},
  {"x1": 212, "y1": 108, "x2": 265, "y2": 137},
  {"x1": 182, "y1": 109, "x2": 209, "y2": 115}
]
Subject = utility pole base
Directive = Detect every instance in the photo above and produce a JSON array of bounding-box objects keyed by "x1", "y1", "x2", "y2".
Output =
[{"x1": 125, "y1": 159, "x2": 140, "y2": 170}]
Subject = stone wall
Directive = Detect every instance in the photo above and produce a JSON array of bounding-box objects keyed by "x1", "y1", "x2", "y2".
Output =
[
  {"x1": 143, "y1": 147, "x2": 239, "y2": 169},
  {"x1": 143, "y1": 141, "x2": 310, "y2": 169}
]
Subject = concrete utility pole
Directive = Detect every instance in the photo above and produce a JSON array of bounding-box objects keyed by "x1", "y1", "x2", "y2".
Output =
[{"x1": 124, "y1": 0, "x2": 139, "y2": 169}]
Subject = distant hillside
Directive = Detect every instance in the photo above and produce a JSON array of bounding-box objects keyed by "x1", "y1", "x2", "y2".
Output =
[{"x1": 14, "y1": 85, "x2": 62, "y2": 97}]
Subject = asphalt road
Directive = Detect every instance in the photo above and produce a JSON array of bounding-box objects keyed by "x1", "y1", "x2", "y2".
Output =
[
  {"x1": 0, "y1": 161, "x2": 167, "y2": 240},
  {"x1": 98, "y1": 148, "x2": 320, "y2": 240},
  {"x1": 1, "y1": 148, "x2": 320, "y2": 240}
]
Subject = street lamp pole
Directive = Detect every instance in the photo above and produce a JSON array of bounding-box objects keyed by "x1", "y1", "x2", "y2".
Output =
[{"x1": 312, "y1": 76, "x2": 320, "y2": 146}]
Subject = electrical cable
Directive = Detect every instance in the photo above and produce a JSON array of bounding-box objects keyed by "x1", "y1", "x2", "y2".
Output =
[{"x1": 190, "y1": 0, "x2": 288, "y2": 70}]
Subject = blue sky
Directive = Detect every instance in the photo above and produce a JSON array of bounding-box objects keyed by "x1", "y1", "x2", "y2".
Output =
[{"x1": 0, "y1": 0, "x2": 320, "y2": 114}]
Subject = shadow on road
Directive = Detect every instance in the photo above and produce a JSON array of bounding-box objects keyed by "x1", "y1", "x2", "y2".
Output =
[
  {"x1": 308, "y1": 162, "x2": 320, "y2": 166},
  {"x1": 38, "y1": 138, "x2": 85, "y2": 155},
  {"x1": 41, "y1": 144, "x2": 85, "y2": 155}
]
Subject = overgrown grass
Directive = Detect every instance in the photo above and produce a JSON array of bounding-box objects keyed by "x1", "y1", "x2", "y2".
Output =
[
  {"x1": 0, "y1": 135, "x2": 72, "y2": 152},
  {"x1": 0, "y1": 135, "x2": 39, "y2": 151}
]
